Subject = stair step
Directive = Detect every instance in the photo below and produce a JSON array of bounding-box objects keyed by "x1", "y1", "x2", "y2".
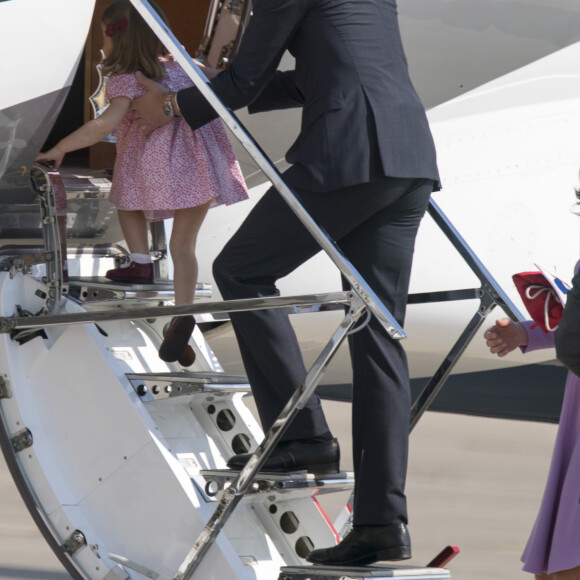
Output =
[
  {"x1": 67, "y1": 277, "x2": 212, "y2": 303},
  {"x1": 126, "y1": 372, "x2": 251, "y2": 401},
  {"x1": 200, "y1": 468, "x2": 354, "y2": 495},
  {"x1": 278, "y1": 564, "x2": 450, "y2": 579}
]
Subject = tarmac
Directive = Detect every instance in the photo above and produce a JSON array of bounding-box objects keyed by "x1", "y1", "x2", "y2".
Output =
[{"x1": 0, "y1": 400, "x2": 558, "y2": 580}]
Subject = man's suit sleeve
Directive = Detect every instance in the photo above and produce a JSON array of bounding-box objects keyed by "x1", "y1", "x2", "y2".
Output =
[
  {"x1": 555, "y1": 270, "x2": 580, "y2": 377},
  {"x1": 248, "y1": 71, "x2": 304, "y2": 113},
  {"x1": 177, "y1": 0, "x2": 306, "y2": 130}
]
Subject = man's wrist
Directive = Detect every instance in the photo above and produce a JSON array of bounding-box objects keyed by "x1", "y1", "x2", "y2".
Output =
[
  {"x1": 162, "y1": 92, "x2": 182, "y2": 118},
  {"x1": 162, "y1": 93, "x2": 180, "y2": 119}
]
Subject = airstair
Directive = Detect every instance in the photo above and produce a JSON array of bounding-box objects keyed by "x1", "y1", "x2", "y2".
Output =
[{"x1": 0, "y1": 1, "x2": 524, "y2": 579}]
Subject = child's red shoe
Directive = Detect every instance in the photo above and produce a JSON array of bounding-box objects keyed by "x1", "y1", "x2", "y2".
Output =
[
  {"x1": 159, "y1": 315, "x2": 196, "y2": 365},
  {"x1": 106, "y1": 261, "x2": 154, "y2": 283}
]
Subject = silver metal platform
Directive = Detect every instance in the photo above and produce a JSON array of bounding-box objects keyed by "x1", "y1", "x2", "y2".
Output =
[
  {"x1": 126, "y1": 371, "x2": 252, "y2": 402},
  {"x1": 278, "y1": 564, "x2": 451, "y2": 579},
  {"x1": 67, "y1": 277, "x2": 212, "y2": 304},
  {"x1": 200, "y1": 468, "x2": 355, "y2": 496}
]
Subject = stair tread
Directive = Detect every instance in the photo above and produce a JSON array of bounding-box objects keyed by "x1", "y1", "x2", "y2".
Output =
[
  {"x1": 69, "y1": 276, "x2": 172, "y2": 290},
  {"x1": 200, "y1": 468, "x2": 354, "y2": 495},
  {"x1": 279, "y1": 563, "x2": 450, "y2": 578},
  {"x1": 127, "y1": 371, "x2": 251, "y2": 400},
  {"x1": 126, "y1": 371, "x2": 249, "y2": 384},
  {"x1": 202, "y1": 468, "x2": 354, "y2": 481}
]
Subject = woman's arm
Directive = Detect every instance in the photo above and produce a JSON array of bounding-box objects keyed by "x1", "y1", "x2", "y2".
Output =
[{"x1": 35, "y1": 97, "x2": 130, "y2": 168}]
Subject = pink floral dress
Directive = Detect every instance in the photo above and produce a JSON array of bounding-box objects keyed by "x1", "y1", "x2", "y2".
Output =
[{"x1": 106, "y1": 59, "x2": 248, "y2": 221}]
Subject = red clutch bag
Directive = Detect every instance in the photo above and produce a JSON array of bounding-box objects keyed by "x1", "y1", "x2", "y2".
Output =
[{"x1": 512, "y1": 264, "x2": 570, "y2": 333}]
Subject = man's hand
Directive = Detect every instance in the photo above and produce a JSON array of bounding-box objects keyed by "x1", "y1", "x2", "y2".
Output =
[{"x1": 132, "y1": 72, "x2": 173, "y2": 136}]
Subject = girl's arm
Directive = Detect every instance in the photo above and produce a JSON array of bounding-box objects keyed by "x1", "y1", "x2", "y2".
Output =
[
  {"x1": 484, "y1": 317, "x2": 555, "y2": 358},
  {"x1": 520, "y1": 319, "x2": 555, "y2": 352},
  {"x1": 35, "y1": 97, "x2": 131, "y2": 168},
  {"x1": 484, "y1": 318, "x2": 529, "y2": 358}
]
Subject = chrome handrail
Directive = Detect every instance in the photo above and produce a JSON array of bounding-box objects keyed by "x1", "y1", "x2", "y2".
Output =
[{"x1": 0, "y1": 292, "x2": 351, "y2": 333}]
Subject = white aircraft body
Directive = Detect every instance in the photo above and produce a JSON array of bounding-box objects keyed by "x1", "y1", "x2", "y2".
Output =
[{"x1": 0, "y1": 0, "x2": 579, "y2": 579}]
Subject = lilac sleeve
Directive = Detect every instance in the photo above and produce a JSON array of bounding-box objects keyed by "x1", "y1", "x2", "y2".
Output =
[{"x1": 520, "y1": 320, "x2": 555, "y2": 353}]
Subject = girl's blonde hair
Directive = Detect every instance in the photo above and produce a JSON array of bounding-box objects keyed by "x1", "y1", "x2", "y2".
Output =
[{"x1": 100, "y1": 0, "x2": 170, "y2": 81}]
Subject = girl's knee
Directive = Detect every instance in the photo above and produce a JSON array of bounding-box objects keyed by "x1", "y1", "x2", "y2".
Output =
[{"x1": 169, "y1": 237, "x2": 195, "y2": 259}]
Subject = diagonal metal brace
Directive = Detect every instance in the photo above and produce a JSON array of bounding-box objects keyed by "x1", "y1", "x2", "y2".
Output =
[
  {"x1": 174, "y1": 293, "x2": 368, "y2": 580},
  {"x1": 427, "y1": 199, "x2": 524, "y2": 321},
  {"x1": 409, "y1": 289, "x2": 498, "y2": 430},
  {"x1": 407, "y1": 200, "x2": 527, "y2": 428},
  {"x1": 407, "y1": 200, "x2": 527, "y2": 429}
]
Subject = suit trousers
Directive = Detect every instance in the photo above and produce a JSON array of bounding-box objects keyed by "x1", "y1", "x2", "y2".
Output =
[{"x1": 213, "y1": 173, "x2": 433, "y2": 525}]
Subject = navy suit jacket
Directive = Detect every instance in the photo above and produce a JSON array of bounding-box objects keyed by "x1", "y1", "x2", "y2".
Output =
[{"x1": 177, "y1": 0, "x2": 440, "y2": 192}]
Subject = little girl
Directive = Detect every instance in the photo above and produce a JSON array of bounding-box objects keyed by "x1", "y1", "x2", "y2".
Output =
[{"x1": 36, "y1": 0, "x2": 248, "y2": 365}]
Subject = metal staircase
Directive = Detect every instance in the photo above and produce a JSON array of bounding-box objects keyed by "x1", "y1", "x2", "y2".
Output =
[{"x1": 0, "y1": 164, "x2": 465, "y2": 579}]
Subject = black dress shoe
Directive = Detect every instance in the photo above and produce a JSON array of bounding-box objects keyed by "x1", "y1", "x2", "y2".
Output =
[
  {"x1": 306, "y1": 523, "x2": 411, "y2": 566},
  {"x1": 226, "y1": 438, "x2": 340, "y2": 474}
]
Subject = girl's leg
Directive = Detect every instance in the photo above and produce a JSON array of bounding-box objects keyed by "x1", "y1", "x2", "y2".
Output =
[
  {"x1": 117, "y1": 210, "x2": 149, "y2": 255},
  {"x1": 158, "y1": 202, "x2": 211, "y2": 364},
  {"x1": 536, "y1": 573, "x2": 553, "y2": 580},
  {"x1": 169, "y1": 202, "x2": 211, "y2": 305},
  {"x1": 106, "y1": 210, "x2": 153, "y2": 283}
]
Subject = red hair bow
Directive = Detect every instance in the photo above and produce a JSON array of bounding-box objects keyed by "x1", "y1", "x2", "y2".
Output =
[{"x1": 105, "y1": 17, "x2": 128, "y2": 37}]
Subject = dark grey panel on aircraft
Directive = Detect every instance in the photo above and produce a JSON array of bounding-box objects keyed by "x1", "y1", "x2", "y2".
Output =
[
  {"x1": 317, "y1": 363, "x2": 567, "y2": 424},
  {"x1": 399, "y1": 0, "x2": 580, "y2": 109}
]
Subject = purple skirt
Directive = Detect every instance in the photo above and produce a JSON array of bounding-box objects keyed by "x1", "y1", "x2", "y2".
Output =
[{"x1": 521, "y1": 373, "x2": 580, "y2": 574}]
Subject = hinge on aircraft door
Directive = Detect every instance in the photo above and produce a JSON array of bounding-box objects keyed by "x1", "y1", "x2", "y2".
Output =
[
  {"x1": 0, "y1": 376, "x2": 12, "y2": 399},
  {"x1": 11, "y1": 427, "x2": 33, "y2": 452},
  {"x1": 63, "y1": 529, "x2": 87, "y2": 555}
]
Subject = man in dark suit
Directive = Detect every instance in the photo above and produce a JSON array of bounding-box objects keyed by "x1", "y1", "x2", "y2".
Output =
[{"x1": 133, "y1": 0, "x2": 440, "y2": 566}]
